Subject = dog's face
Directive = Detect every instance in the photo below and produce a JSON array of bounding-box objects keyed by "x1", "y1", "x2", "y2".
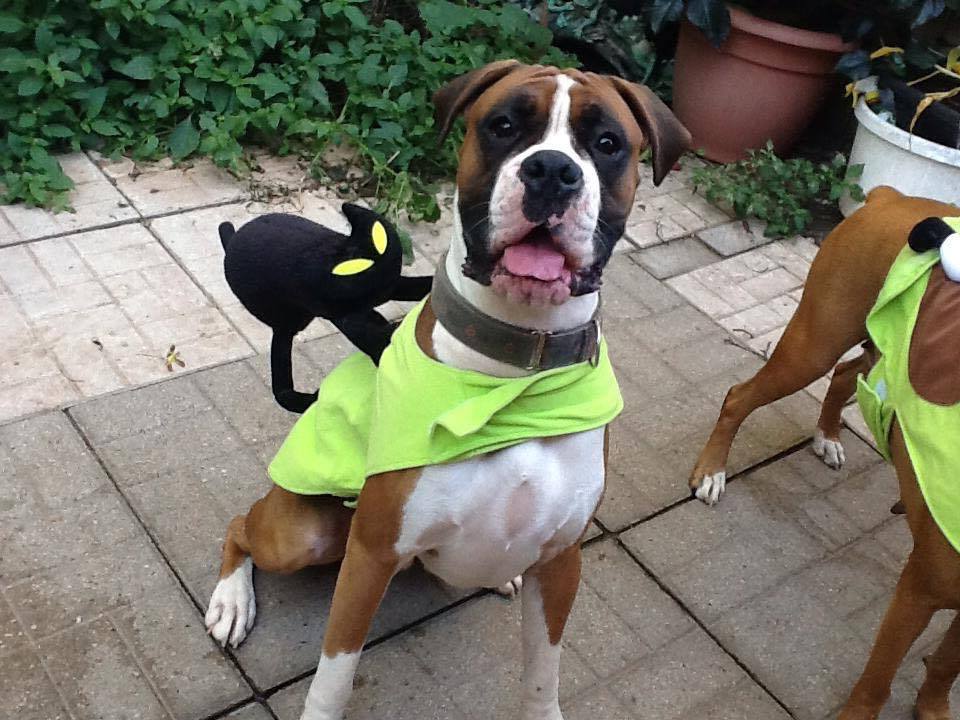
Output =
[{"x1": 434, "y1": 61, "x2": 691, "y2": 305}]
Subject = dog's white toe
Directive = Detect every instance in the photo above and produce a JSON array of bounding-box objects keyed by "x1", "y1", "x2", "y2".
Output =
[
  {"x1": 695, "y1": 472, "x2": 726, "y2": 505},
  {"x1": 812, "y1": 429, "x2": 845, "y2": 470},
  {"x1": 494, "y1": 576, "x2": 523, "y2": 598},
  {"x1": 205, "y1": 557, "x2": 256, "y2": 648}
]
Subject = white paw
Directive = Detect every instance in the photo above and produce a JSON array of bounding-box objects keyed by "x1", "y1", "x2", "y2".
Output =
[
  {"x1": 812, "y1": 429, "x2": 845, "y2": 470},
  {"x1": 205, "y1": 557, "x2": 256, "y2": 648},
  {"x1": 494, "y1": 576, "x2": 523, "y2": 598},
  {"x1": 694, "y1": 472, "x2": 726, "y2": 505}
]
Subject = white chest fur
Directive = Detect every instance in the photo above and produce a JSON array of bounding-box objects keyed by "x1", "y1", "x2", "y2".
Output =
[{"x1": 394, "y1": 427, "x2": 605, "y2": 589}]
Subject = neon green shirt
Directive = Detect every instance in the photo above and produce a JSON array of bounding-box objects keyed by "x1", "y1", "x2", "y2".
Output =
[
  {"x1": 857, "y1": 218, "x2": 960, "y2": 554},
  {"x1": 269, "y1": 300, "x2": 623, "y2": 500}
]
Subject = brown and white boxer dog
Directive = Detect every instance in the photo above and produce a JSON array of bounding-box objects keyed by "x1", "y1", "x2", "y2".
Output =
[
  {"x1": 688, "y1": 187, "x2": 960, "y2": 720},
  {"x1": 204, "y1": 60, "x2": 690, "y2": 720}
]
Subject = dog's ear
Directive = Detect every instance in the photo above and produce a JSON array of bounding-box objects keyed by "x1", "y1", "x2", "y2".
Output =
[
  {"x1": 607, "y1": 76, "x2": 692, "y2": 186},
  {"x1": 908, "y1": 217, "x2": 953, "y2": 253},
  {"x1": 433, "y1": 59, "x2": 522, "y2": 144}
]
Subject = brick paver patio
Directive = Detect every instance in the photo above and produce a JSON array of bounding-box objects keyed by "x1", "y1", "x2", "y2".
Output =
[{"x1": 1, "y1": 152, "x2": 956, "y2": 720}]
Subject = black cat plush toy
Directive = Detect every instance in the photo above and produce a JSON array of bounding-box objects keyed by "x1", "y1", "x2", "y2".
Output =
[{"x1": 219, "y1": 204, "x2": 432, "y2": 413}]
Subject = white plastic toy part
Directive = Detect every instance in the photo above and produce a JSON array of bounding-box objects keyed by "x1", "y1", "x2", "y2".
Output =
[{"x1": 941, "y1": 232, "x2": 960, "y2": 283}]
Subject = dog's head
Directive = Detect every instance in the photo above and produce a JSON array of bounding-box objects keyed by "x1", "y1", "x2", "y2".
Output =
[{"x1": 435, "y1": 60, "x2": 691, "y2": 305}]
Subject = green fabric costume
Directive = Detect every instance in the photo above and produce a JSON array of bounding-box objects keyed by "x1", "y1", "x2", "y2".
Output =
[
  {"x1": 857, "y1": 216, "x2": 960, "y2": 554},
  {"x1": 269, "y1": 300, "x2": 623, "y2": 502}
]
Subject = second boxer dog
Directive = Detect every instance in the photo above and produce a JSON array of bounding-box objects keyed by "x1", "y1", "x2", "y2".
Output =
[
  {"x1": 689, "y1": 187, "x2": 960, "y2": 720},
  {"x1": 205, "y1": 60, "x2": 690, "y2": 720}
]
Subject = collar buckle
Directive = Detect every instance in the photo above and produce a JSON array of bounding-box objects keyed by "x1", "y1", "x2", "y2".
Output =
[{"x1": 525, "y1": 329, "x2": 551, "y2": 371}]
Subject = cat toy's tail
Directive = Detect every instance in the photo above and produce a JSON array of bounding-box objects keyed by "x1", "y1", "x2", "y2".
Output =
[{"x1": 218, "y1": 222, "x2": 236, "y2": 250}]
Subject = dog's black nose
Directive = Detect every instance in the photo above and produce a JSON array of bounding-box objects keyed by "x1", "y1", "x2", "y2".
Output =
[{"x1": 519, "y1": 150, "x2": 583, "y2": 197}]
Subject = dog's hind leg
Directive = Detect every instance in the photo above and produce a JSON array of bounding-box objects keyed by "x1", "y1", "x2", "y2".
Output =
[
  {"x1": 519, "y1": 543, "x2": 581, "y2": 720},
  {"x1": 270, "y1": 330, "x2": 317, "y2": 413},
  {"x1": 206, "y1": 487, "x2": 354, "y2": 647},
  {"x1": 839, "y1": 554, "x2": 937, "y2": 720},
  {"x1": 915, "y1": 612, "x2": 960, "y2": 720},
  {"x1": 812, "y1": 347, "x2": 874, "y2": 470}
]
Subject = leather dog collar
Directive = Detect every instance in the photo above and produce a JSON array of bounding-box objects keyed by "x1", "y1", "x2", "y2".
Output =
[{"x1": 430, "y1": 253, "x2": 602, "y2": 371}]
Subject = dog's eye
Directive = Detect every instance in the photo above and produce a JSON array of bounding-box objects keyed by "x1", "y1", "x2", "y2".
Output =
[
  {"x1": 489, "y1": 116, "x2": 516, "y2": 139},
  {"x1": 596, "y1": 132, "x2": 621, "y2": 155}
]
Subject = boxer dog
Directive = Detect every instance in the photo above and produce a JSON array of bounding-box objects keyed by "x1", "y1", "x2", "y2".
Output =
[
  {"x1": 689, "y1": 187, "x2": 960, "y2": 720},
  {"x1": 204, "y1": 60, "x2": 690, "y2": 719}
]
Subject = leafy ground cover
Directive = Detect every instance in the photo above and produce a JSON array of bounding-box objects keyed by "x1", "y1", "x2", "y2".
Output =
[{"x1": 0, "y1": 0, "x2": 572, "y2": 219}]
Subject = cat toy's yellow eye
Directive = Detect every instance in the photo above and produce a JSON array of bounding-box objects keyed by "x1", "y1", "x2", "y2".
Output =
[
  {"x1": 371, "y1": 221, "x2": 388, "y2": 255},
  {"x1": 332, "y1": 258, "x2": 374, "y2": 276}
]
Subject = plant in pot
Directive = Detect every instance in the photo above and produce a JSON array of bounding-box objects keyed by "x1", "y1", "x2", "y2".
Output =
[
  {"x1": 837, "y1": 4, "x2": 960, "y2": 214},
  {"x1": 647, "y1": 0, "x2": 864, "y2": 162}
]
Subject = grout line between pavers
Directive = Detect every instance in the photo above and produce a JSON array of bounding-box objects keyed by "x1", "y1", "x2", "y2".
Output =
[
  {"x1": 0, "y1": 588, "x2": 82, "y2": 720},
  {"x1": 610, "y1": 436, "x2": 815, "y2": 539},
  {"x1": 260, "y1": 588, "x2": 486, "y2": 701},
  {"x1": 107, "y1": 612, "x2": 179, "y2": 720},
  {"x1": 199, "y1": 698, "x2": 277, "y2": 720},
  {"x1": 61, "y1": 408, "x2": 271, "y2": 715},
  {"x1": 613, "y1": 535, "x2": 800, "y2": 720}
]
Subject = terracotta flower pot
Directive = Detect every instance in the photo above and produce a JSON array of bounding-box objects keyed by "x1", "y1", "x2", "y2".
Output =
[{"x1": 672, "y1": 6, "x2": 856, "y2": 162}]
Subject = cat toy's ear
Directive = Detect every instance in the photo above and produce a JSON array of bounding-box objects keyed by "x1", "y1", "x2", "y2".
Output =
[
  {"x1": 909, "y1": 216, "x2": 960, "y2": 282},
  {"x1": 341, "y1": 204, "x2": 398, "y2": 256}
]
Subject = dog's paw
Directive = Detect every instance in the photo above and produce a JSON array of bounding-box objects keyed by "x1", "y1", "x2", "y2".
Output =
[
  {"x1": 812, "y1": 429, "x2": 845, "y2": 470},
  {"x1": 494, "y1": 576, "x2": 523, "y2": 598},
  {"x1": 205, "y1": 557, "x2": 256, "y2": 648},
  {"x1": 692, "y1": 471, "x2": 726, "y2": 505}
]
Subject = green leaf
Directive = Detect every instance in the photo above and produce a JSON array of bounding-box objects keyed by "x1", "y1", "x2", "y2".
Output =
[
  {"x1": 41, "y1": 124, "x2": 73, "y2": 138},
  {"x1": 343, "y1": 5, "x2": 367, "y2": 27},
  {"x1": 0, "y1": 14, "x2": 26, "y2": 32},
  {"x1": 686, "y1": 0, "x2": 731, "y2": 47},
  {"x1": 649, "y1": 0, "x2": 684, "y2": 32},
  {"x1": 183, "y1": 76, "x2": 206, "y2": 102},
  {"x1": 254, "y1": 72, "x2": 289, "y2": 99},
  {"x1": 17, "y1": 76, "x2": 43, "y2": 96},
  {"x1": 208, "y1": 83, "x2": 231, "y2": 113},
  {"x1": 168, "y1": 116, "x2": 200, "y2": 159},
  {"x1": 91, "y1": 119, "x2": 120, "y2": 136},
  {"x1": 259, "y1": 25, "x2": 280, "y2": 47},
  {"x1": 84, "y1": 87, "x2": 108, "y2": 118},
  {"x1": 118, "y1": 55, "x2": 156, "y2": 80}
]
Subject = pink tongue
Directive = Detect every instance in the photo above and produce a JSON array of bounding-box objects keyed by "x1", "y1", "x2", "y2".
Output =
[{"x1": 502, "y1": 241, "x2": 566, "y2": 281}]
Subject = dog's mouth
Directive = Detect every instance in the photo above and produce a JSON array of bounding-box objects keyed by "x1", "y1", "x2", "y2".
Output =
[{"x1": 489, "y1": 225, "x2": 573, "y2": 305}]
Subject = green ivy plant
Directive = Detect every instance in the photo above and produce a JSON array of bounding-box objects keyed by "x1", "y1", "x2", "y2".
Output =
[
  {"x1": 0, "y1": 0, "x2": 573, "y2": 220},
  {"x1": 691, "y1": 142, "x2": 866, "y2": 238}
]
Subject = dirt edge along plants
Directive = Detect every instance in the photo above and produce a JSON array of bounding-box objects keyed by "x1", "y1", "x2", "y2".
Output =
[{"x1": 0, "y1": 0, "x2": 574, "y2": 224}]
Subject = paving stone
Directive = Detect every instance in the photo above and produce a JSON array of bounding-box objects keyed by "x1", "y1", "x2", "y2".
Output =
[
  {"x1": 0, "y1": 154, "x2": 138, "y2": 245},
  {"x1": 225, "y1": 703, "x2": 274, "y2": 720},
  {"x1": 698, "y1": 218, "x2": 771, "y2": 256},
  {"x1": 562, "y1": 686, "x2": 636, "y2": 720},
  {"x1": 632, "y1": 237, "x2": 720, "y2": 280},
  {"x1": 269, "y1": 637, "x2": 462, "y2": 720},
  {"x1": 0, "y1": 595, "x2": 30, "y2": 658},
  {"x1": 0, "y1": 648, "x2": 72, "y2": 720},
  {"x1": 609, "y1": 629, "x2": 747, "y2": 720},
  {"x1": 0, "y1": 225, "x2": 251, "y2": 423},
  {"x1": 687, "y1": 678, "x2": 793, "y2": 719},
  {"x1": 109, "y1": 587, "x2": 251, "y2": 717},
  {"x1": 149, "y1": 200, "x2": 344, "y2": 352},
  {"x1": 402, "y1": 594, "x2": 596, "y2": 720},
  {"x1": 113, "y1": 158, "x2": 245, "y2": 216},
  {"x1": 710, "y1": 573, "x2": 876, "y2": 720}
]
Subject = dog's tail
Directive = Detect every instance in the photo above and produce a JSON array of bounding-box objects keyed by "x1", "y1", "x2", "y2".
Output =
[{"x1": 218, "y1": 222, "x2": 236, "y2": 250}]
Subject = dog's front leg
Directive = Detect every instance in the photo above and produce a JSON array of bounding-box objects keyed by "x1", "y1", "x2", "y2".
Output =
[
  {"x1": 520, "y1": 543, "x2": 581, "y2": 720},
  {"x1": 299, "y1": 472, "x2": 416, "y2": 720}
]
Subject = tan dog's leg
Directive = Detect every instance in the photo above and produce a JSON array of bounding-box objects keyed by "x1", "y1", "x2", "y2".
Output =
[
  {"x1": 812, "y1": 350, "x2": 874, "y2": 469},
  {"x1": 299, "y1": 470, "x2": 417, "y2": 720},
  {"x1": 840, "y1": 422, "x2": 948, "y2": 720},
  {"x1": 520, "y1": 544, "x2": 581, "y2": 720},
  {"x1": 915, "y1": 613, "x2": 960, "y2": 720},
  {"x1": 206, "y1": 487, "x2": 354, "y2": 647},
  {"x1": 839, "y1": 555, "x2": 936, "y2": 720}
]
